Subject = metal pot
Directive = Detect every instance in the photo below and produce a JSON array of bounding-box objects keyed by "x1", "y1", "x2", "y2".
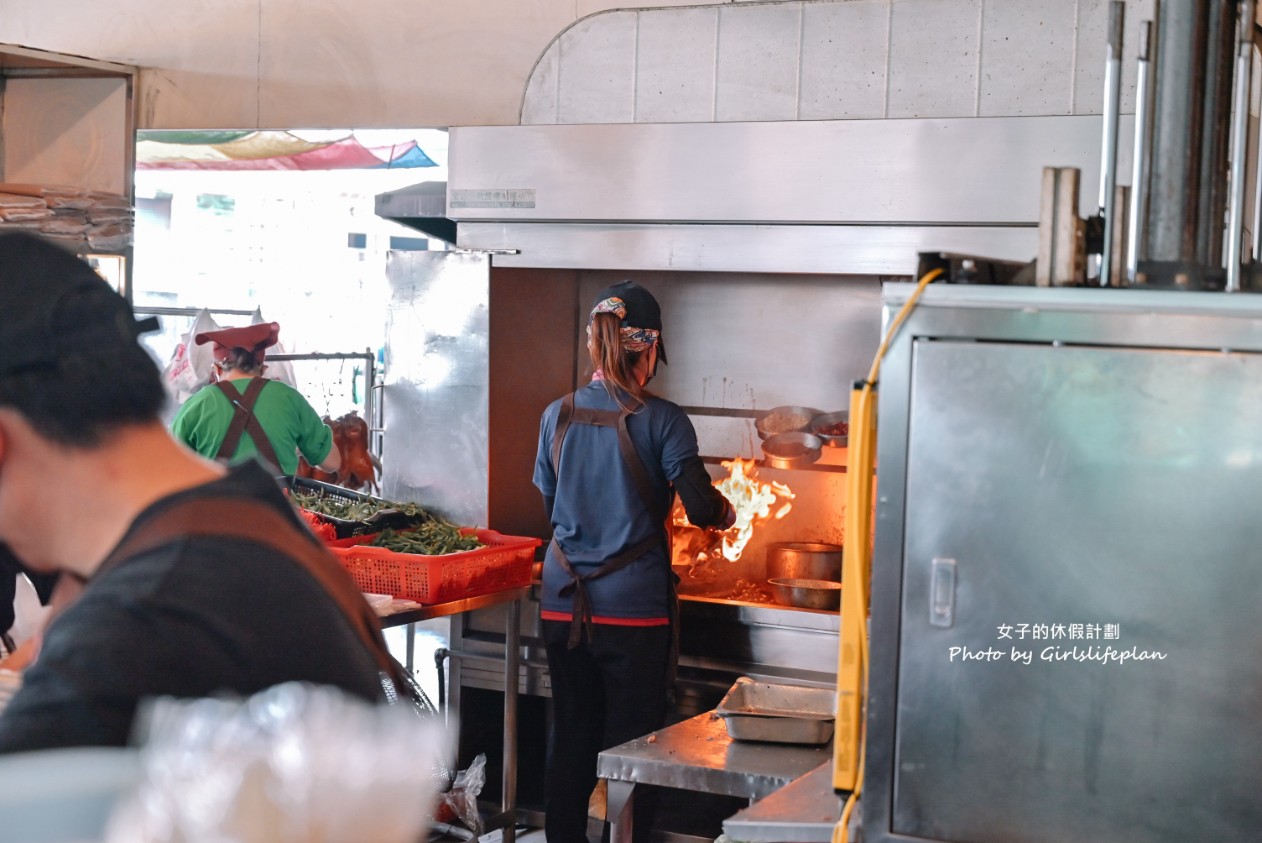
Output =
[
  {"x1": 761, "y1": 431, "x2": 823, "y2": 469},
  {"x1": 768, "y1": 577, "x2": 843, "y2": 610},
  {"x1": 766, "y1": 541, "x2": 843, "y2": 581}
]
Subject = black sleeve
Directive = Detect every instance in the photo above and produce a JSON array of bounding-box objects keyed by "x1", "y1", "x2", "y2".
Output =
[
  {"x1": 0, "y1": 550, "x2": 15, "y2": 634},
  {"x1": 672, "y1": 458, "x2": 732, "y2": 529},
  {"x1": 1, "y1": 541, "x2": 59, "y2": 608}
]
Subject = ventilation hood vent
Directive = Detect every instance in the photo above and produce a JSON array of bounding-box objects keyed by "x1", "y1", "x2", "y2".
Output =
[
  {"x1": 374, "y1": 180, "x2": 455, "y2": 245},
  {"x1": 375, "y1": 117, "x2": 1124, "y2": 274}
]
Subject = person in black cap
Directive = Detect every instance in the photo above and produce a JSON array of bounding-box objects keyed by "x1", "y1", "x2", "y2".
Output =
[
  {"x1": 533, "y1": 280, "x2": 736, "y2": 843},
  {"x1": 0, "y1": 232, "x2": 412, "y2": 753},
  {"x1": 170, "y1": 322, "x2": 341, "y2": 478}
]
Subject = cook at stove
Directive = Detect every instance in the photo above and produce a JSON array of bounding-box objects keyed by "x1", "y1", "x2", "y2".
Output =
[{"x1": 533, "y1": 280, "x2": 736, "y2": 843}]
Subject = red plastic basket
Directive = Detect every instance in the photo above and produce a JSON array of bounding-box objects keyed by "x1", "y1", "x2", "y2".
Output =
[{"x1": 328, "y1": 528, "x2": 541, "y2": 604}]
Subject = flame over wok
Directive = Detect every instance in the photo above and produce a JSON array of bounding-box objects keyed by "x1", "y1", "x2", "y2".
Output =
[{"x1": 672, "y1": 458, "x2": 794, "y2": 569}]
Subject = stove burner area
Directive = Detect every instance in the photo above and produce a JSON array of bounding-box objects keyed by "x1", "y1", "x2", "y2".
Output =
[
  {"x1": 672, "y1": 555, "x2": 776, "y2": 604},
  {"x1": 670, "y1": 458, "x2": 793, "y2": 605}
]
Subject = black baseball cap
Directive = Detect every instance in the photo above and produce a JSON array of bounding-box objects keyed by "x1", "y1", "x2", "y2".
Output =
[
  {"x1": 0, "y1": 232, "x2": 158, "y2": 376},
  {"x1": 590, "y1": 280, "x2": 668, "y2": 364}
]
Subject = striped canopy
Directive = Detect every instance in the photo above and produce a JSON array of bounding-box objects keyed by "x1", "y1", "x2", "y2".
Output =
[{"x1": 136, "y1": 131, "x2": 439, "y2": 171}]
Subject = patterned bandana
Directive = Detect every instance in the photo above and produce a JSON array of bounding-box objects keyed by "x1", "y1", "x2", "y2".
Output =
[{"x1": 588, "y1": 296, "x2": 660, "y2": 353}]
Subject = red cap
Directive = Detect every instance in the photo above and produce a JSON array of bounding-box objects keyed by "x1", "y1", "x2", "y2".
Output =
[{"x1": 194, "y1": 322, "x2": 280, "y2": 365}]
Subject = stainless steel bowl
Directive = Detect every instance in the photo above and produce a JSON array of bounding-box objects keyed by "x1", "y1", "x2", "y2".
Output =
[
  {"x1": 768, "y1": 577, "x2": 843, "y2": 610},
  {"x1": 755, "y1": 405, "x2": 822, "y2": 440},
  {"x1": 760, "y1": 431, "x2": 822, "y2": 469},
  {"x1": 809, "y1": 410, "x2": 850, "y2": 448},
  {"x1": 766, "y1": 542, "x2": 843, "y2": 581}
]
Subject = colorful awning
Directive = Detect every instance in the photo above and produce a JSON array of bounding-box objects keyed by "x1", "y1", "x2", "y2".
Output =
[{"x1": 136, "y1": 131, "x2": 439, "y2": 171}]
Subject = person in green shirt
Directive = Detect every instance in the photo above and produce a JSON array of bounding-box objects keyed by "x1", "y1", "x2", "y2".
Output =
[{"x1": 170, "y1": 323, "x2": 341, "y2": 478}]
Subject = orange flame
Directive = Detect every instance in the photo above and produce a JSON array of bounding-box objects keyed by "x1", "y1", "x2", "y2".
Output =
[
  {"x1": 715, "y1": 458, "x2": 794, "y2": 561},
  {"x1": 673, "y1": 459, "x2": 794, "y2": 565}
]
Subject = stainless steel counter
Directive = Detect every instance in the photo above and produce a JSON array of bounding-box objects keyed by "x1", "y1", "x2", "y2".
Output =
[
  {"x1": 722, "y1": 763, "x2": 843, "y2": 843},
  {"x1": 598, "y1": 712, "x2": 832, "y2": 843}
]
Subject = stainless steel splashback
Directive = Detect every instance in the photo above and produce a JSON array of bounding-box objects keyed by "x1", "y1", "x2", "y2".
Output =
[{"x1": 381, "y1": 250, "x2": 491, "y2": 527}]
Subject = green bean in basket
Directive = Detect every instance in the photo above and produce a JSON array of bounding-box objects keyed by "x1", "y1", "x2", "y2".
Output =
[
  {"x1": 291, "y1": 489, "x2": 435, "y2": 523},
  {"x1": 367, "y1": 524, "x2": 485, "y2": 555}
]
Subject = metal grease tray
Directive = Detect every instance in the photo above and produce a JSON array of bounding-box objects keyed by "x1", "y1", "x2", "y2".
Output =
[{"x1": 714, "y1": 677, "x2": 836, "y2": 745}]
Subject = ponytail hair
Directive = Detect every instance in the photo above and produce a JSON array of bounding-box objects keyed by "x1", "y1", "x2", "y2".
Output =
[{"x1": 589, "y1": 312, "x2": 650, "y2": 410}]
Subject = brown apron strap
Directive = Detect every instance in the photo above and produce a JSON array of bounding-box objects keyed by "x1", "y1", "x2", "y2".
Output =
[
  {"x1": 553, "y1": 533, "x2": 662, "y2": 649},
  {"x1": 615, "y1": 409, "x2": 658, "y2": 514},
  {"x1": 98, "y1": 496, "x2": 408, "y2": 694},
  {"x1": 213, "y1": 380, "x2": 283, "y2": 472},
  {"x1": 548, "y1": 390, "x2": 669, "y2": 648},
  {"x1": 550, "y1": 393, "x2": 576, "y2": 473},
  {"x1": 551, "y1": 393, "x2": 657, "y2": 513}
]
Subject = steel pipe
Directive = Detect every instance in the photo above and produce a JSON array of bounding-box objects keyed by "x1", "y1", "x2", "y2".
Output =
[
  {"x1": 1127, "y1": 22, "x2": 1155, "y2": 283},
  {"x1": 1145, "y1": 0, "x2": 1211, "y2": 267},
  {"x1": 1227, "y1": 0, "x2": 1256, "y2": 291},
  {"x1": 1099, "y1": 1, "x2": 1126, "y2": 287},
  {"x1": 1197, "y1": 0, "x2": 1238, "y2": 267}
]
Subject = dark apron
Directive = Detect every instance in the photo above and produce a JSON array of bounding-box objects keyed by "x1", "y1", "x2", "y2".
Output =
[
  {"x1": 213, "y1": 379, "x2": 282, "y2": 472},
  {"x1": 548, "y1": 392, "x2": 681, "y2": 686}
]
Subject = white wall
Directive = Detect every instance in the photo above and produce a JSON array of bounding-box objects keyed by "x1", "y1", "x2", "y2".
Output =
[
  {"x1": 0, "y1": 0, "x2": 1149, "y2": 131},
  {"x1": 0, "y1": 0, "x2": 708, "y2": 129},
  {"x1": 524, "y1": 0, "x2": 1156, "y2": 125}
]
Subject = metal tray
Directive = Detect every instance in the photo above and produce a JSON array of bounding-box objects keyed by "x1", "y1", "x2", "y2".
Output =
[{"x1": 714, "y1": 677, "x2": 836, "y2": 745}]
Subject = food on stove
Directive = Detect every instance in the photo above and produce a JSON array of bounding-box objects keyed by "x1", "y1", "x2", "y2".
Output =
[
  {"x1": 816, "y1": 420, "x2": 849, "y2": 437},
  {"x1": 367, "y1": 523, "x2": 484, "y2": 555},
  {"x1": 759, "y1": 408, "x2": 813, "y2": 436},
  {"x1": 727, "y1": 578, "x2": 775, "y2": 604}
]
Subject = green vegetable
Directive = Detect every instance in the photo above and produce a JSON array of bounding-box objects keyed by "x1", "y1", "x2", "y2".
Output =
[
  {"x1": 367, "y1": 524, "x2": 485, "y2": 556},
  {"x1": 291, "y1": 489, "x2": 436, "y2": 524}
]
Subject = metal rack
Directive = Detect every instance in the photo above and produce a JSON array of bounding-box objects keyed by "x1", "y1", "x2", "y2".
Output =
[
  {"x1": 1, "y1": 43, "x2": 139, "y2": 296},
  {"x1": 134, "y1": 304, "x2": 385, "y2": 464},
  {"x1": 268, "y1": 350, "x2": 383, "y2": 461}
]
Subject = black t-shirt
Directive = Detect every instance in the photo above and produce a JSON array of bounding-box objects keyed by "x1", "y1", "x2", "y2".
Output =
[
  {"x1": 0, "y1": 549, "x2": 16, "y2": 637},
  {"x1": 0, "y1": 462, "x2": 387, "y2": 754}
]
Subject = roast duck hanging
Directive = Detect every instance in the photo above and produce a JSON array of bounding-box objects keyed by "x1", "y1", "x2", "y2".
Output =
[{"x1": 297, "y1": 410, "x2": 381, "y2": 492}]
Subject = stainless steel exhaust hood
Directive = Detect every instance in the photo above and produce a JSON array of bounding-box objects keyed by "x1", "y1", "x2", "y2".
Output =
[
  {"x1": 373, "y1": 180, "x2": 456, "y2": 245},
  {"x1": 376, "y1": 116, "x2": 1131, "y2": 275}
]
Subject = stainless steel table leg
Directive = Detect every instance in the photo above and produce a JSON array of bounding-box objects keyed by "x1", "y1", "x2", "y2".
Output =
[
  {"x1": 502, "y1": 597, "x2": 521, "y2": 843},
  {"x1": 405, "y1": 621, "x2": 416, "y2": 674},
  {"x1": 606, "y1": 780, "x2": 636, "y2": 843}
]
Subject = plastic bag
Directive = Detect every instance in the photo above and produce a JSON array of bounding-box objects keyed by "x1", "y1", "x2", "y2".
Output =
[
  {"x1": 251, "y1": 307, "x2": 299, "y2": 390},
  {"x1": 105, "y1": 682, "x2": 451, "y2": 843},
  {"x1": 161, "y1": 309, "x2": 221, "y2": 406},
  {"x1": 435, "y1": 753, "x2": 487, "y2": 836}
]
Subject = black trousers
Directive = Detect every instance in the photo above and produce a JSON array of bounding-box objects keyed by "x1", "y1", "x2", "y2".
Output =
[{"x1": 542, "y1": 620, "x2": 671, "y2": 843}]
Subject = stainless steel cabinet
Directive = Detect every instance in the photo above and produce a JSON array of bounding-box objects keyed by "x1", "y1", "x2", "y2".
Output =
[{"x1": 866, "y1": 285, "x2": 1262, "y2": 843}]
